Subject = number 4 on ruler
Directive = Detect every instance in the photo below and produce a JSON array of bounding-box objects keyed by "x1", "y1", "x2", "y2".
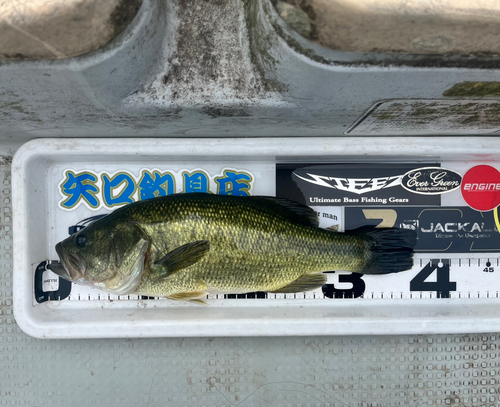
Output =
[{"x1": 410, "y1": 260, "x2": 456, "y2": 298}]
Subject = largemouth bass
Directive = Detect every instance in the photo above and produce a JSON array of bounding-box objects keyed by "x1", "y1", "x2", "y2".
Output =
[{"x1": 51, "y1": 193, "x2": 416, "y2": 304}]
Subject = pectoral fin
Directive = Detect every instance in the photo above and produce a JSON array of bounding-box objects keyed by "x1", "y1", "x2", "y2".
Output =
[
  {"x1": 270, "y1": 273, "x2": 327, "y2": 293},
  {"x1": 155, "y1": 240, "x2": 210, "y2": 278},
  {"x1": 168, "y1": 291, "x2": 209, "y2": 305}
]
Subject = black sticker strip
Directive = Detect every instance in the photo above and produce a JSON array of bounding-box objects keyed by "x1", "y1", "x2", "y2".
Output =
[
  {"x1": 345, "y1": 206, "x2": 500, "y2": 253},
  {"x1": 276, "y1": 163, "x2": 441, "y2": 207}
]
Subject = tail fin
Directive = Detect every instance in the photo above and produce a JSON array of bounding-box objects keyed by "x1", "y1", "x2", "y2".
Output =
[{"x1": 349, "y1": 227, "x2": 417, "y2": 275}]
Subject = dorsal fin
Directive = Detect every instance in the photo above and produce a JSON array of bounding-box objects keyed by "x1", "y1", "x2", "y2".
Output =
[{"x1": 254, "y1": 196, "x2": 319, "y2": 227}]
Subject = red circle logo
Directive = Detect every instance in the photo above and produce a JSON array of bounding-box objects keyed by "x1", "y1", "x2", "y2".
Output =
[{"x1": 461, "y1": 165, "x2": 500, "y2": 211}]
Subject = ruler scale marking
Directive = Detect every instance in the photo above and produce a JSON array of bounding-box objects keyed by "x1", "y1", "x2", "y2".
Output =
[{"x1": 33, "y1": 256, "x2": 500, "y2": 303}]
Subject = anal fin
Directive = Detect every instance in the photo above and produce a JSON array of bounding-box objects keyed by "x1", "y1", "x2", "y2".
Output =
[
  {"x1": 168, "y1": 291, "x2": 209, "y2": 305},
  {"x1": 270, "y1": 273, "x2": 327, "y2": 294}
]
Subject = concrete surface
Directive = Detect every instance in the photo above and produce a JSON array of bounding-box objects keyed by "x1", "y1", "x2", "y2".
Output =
[
  {"x1": 0, "y1": 0, "x2": 142, "y2": 59},
  {"x1": 2, "y1": 2, "x2": 500, "y2": 404},
  {"x1": 0, "y1": 0, "x2": 500, "y2": 141},
  {"x1": 280, "y1": 0, "x2": 500, "y2": 54},
  {"x1": 1, "y1": 147, "x2": 500, "y2": 406}
]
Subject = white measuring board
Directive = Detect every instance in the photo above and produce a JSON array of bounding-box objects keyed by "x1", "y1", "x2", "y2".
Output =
[
  {"x1": 14, "y1": 138, "x2": 500, "y2": 338},
  {"x1": 32, "y1": 160, "x2": 500, "y2": 305}
]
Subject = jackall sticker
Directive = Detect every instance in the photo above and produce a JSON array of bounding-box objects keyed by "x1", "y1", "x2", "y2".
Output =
[
  {"x1": 58, "y1": 168, "x2": 254, "y2": 211},
  {"x1": 345, "y1": 207, "x2": 500, "y2": 253},
  {"x1": 276, "y1": 164, "x2": 441, "y2": 206},
  {"x1": 401, "y1": 167, "x2": 462, "y2": 195}
]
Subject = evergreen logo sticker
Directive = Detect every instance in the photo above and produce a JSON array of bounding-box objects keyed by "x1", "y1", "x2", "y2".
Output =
[{"x1": 401, "y1": 167, "x2": 462, "y2": 195}]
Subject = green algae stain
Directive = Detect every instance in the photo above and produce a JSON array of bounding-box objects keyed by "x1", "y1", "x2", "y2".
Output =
[{"x1": 444, "y1": 82, "x2": 500, "y2": 97}]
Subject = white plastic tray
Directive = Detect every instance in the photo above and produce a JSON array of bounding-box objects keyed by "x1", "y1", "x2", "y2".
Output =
[{"x1": 12, "y1": 137, "x2": 500, "y2": 338}]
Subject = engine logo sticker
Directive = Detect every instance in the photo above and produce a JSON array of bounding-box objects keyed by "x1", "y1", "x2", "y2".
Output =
[{"x1": 461, "y1": 165, "x2": 500, "y2": 211}]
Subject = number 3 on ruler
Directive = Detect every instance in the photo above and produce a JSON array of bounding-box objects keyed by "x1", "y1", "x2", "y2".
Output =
[
  {"x1": 322, "y1": 210, "x2": 397, "y2": 299},
  {"x1": 410, "y1": 260, "x2": 456, "y2": 298},
  {"x1": 322, "y1": 272, "x2": 366, "y2": 299}
]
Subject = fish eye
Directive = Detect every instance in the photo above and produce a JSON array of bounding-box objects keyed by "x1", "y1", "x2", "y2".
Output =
[{"x1": 76, "y1": 235, "x2": 87, "y2": 247}]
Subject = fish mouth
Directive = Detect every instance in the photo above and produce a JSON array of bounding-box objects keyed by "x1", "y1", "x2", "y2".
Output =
[{"x1": 54, "y1": 242, "x2": 84, "y2": 281}]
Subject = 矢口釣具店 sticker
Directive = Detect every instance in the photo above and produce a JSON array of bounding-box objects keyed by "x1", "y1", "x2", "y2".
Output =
[{"x1": 58, "y1": 168, "x2": 254, "y2": 211}]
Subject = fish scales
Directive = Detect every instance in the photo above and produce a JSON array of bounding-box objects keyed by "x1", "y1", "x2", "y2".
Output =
[
  {"x1": 122, "y1": 194, "x2": 365, "y2": 296},
  {"x1": 53, "y1": 193, "x2": 416, "y2": 302}
]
